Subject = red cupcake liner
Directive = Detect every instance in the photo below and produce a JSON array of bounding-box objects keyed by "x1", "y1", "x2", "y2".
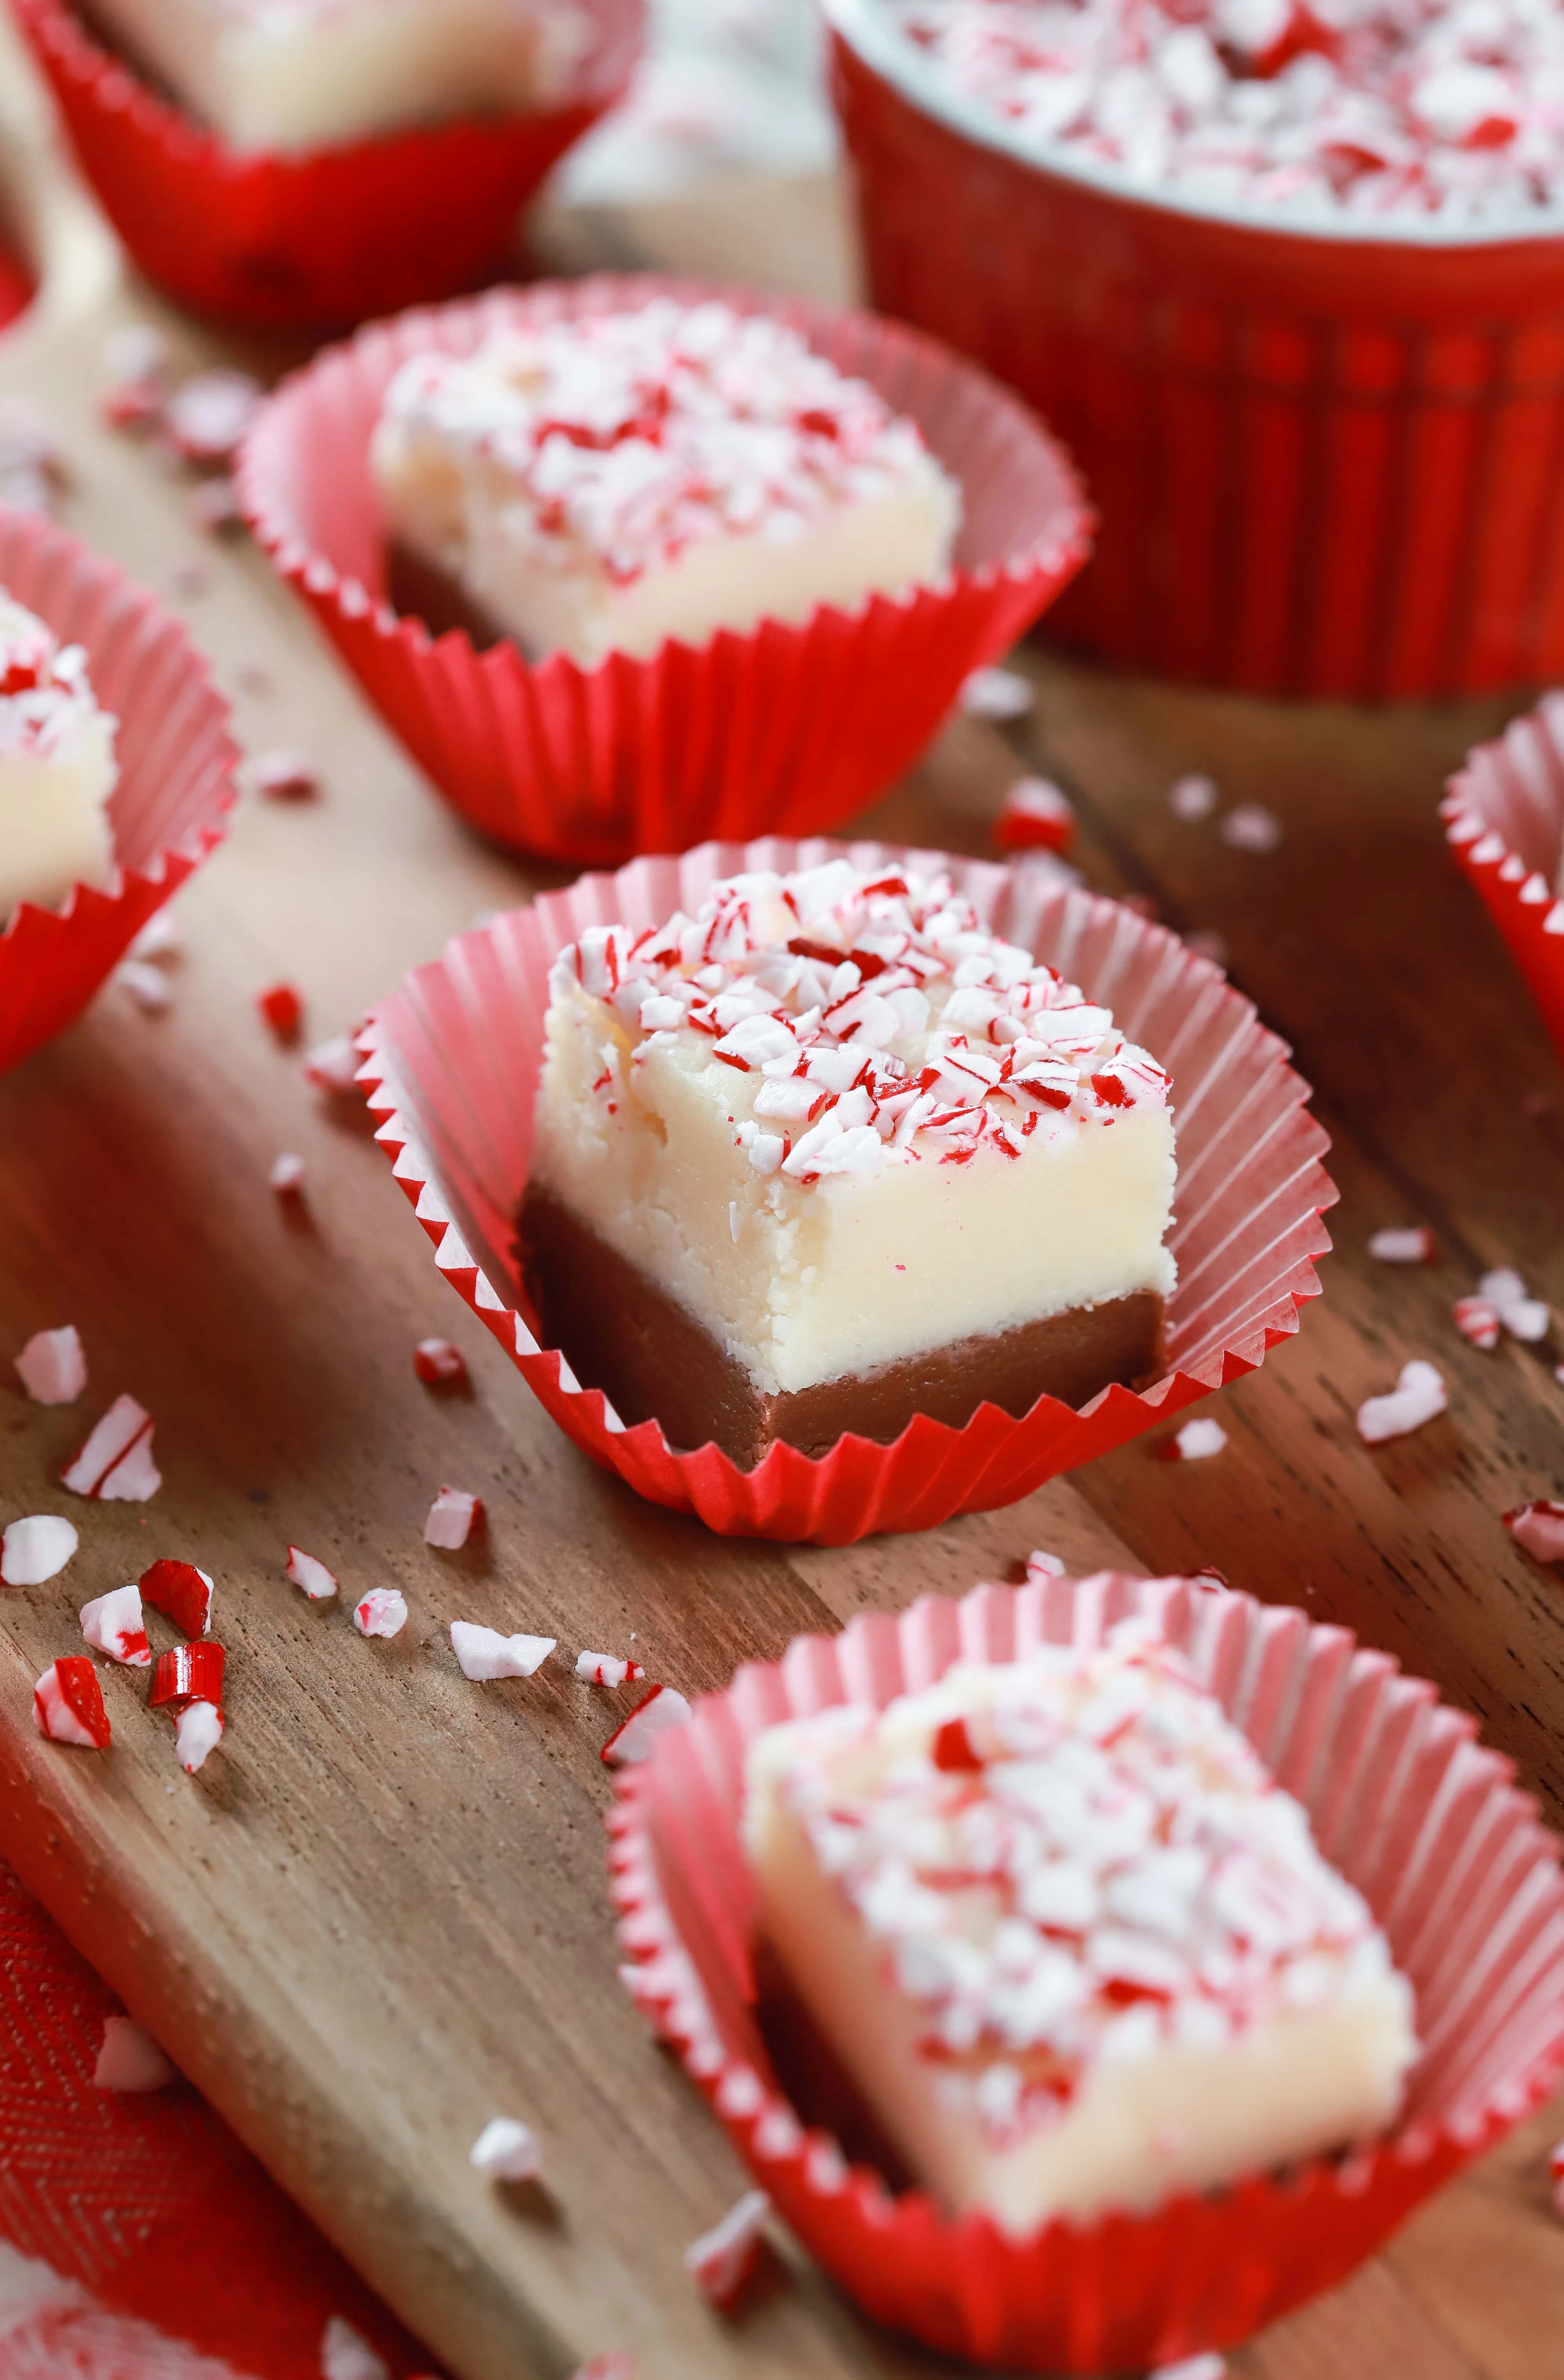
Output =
[
  {"x1": 0, "y1": 507, "x2": 239, "y2": 1077},
  {"x1": 356, "y1": 836, "x2": 1335, "y2": 1545},
  {"x1": 8, "y1": 0, "x2": 642, "y2": 332},
  {"x1": 238, "y1": 273, "x2": 1093, "y2": 868},
  {"x1": 609, "y1": 1568, "x2": 1564, "y2": 2371},
  {"x1": 1443, "y1": 704, "x2": 1564, "y2": 1067},
  {"x1": 827, "y1": 0, "x2": 1564, "y2": 700}
]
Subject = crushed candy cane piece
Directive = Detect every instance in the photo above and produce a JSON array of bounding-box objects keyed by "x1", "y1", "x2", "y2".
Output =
[
  {"x1": 414, "y1": 1338, "x2": 468, "y2": 1388},
  {"x1": 469, "y1": 2116, "x2": 542, "y2": 2183},
  {"x1": 2, "y1": 1514, "x2": 78, "y2": 1587},
  {"x1": 102, "y1": 378, "x2": 163, "y2": 433},
  {"x1": 575, "y1": 1651, "x2": 645, "y2": 1688},
  {"x1": 15, "y1": 1323, "x2": 87, "y2": 1404},
  {"x1": 94, "y1": 2014, "x2": 176, "y2": 2092},
  {"x1": 257, "y1": 981, "x2": 303, "y2": 1040},
  {"x1": 960, "y1": 664, "x2": 1031, "y2": 720},
  {"x1": 250, "y1": 747, "x2": 319, "y2": 802},
  {"x1": 1150, "y1": 2358, "x2": 1227, "y2": 2380},
  {"x1": 1504, "y1": 1500, "x2": 1564, "y2": 1567},
  {"x1": 320, "y1": 2317, "x2": 388, "y2": 2380},
  {"x1": 601, "y1": 1682, "x2": 694, "y2": 1767},
  {"x1": 1219, "y1": 803, "x2": 1282, "y2": 853},
  {"x1": 995, "y1": 775, "x2": 1076, "y2": 855},
  {"x1": 1025, "y1": 1549, "x2": 1065, "y2": 1580},
  {"x1": 1169, "y1": 772, "x2": 1217, "y2": 821},
  {"x1": 129, "y1": 909, "x2": 181, "y2": 962},
  {"x1": 1550, "y1": 2138, "x2": 1564, "y2": 2215},
  {"x1": 354, "y1": 1589, "x2": 407, "y2": 1640},
  {"x1": 80, "y1": 1583, "x2": 150, "y2": 1667},
  {"x1": 1369, "y1": 1226, "x2": 1438, "y2": 1264},
  {"x1": 303, "y1": 1034, "x2": 360, "y2": 1094},
  {"x1": 450, "y1": 1623, "x2": 554, "y2": 1682},
  {"x1": 270, "y1": 1152, "x2": 306, "y2": 1197},
  {"x1": 34, "y1": 1657, "x2": 110, "y2": 1749},
  {"x1": 117, "y1": 959, "x2": 173, "y2": 1012},
  {"x1": 1165, "y1": 1417, "x2": 1228, "y2": 1461},
  {"x1": 286, "y1": 1545, "x2": 337, "y2": 1601},
  {"x1": 175, "y1": 1700, "x2": 224, "y2": 1774},
  {"x1": 166, "y1": 368, "x2": 260, "y2": 466},
  {"x1": 425, "y1": 1488, "x2": 483, "y2": 1549},
  {"x1": 1356, "y1": 1359, "x2": 1447, "y2": 1445},
  {"x1": 140, "y1": 1558, "x2": 213, "y2": 1639},
  {"x1": 151, "y1": 1641, "x2": 225, "y2": 1713},
  {"x1": 1478, "y1": 1267, "x2": 1551, "y2": 1342},
  {"x1": 683, "y1": 2188, "x2": 770, "y2": 2311},
  {"x1": 63, "y1": 1395, "x2": 160, "y2": 1501},
  {"x1": 1191, "y1": 1565, "x2": 1231, "y2": 1591},
  {"x1": 1454, "y1": 1295, "x2": 1502, "y2": 1350}
]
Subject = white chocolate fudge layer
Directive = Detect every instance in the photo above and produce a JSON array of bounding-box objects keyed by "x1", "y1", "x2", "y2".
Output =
[
  {"x1": 0, "y1": 592, "x2": 116, "y2": 919},
  {"x1": 91, "y1": 0, "x2": 588, "y2": 155},
  {"x1": 532, "y1": 862, "x2": 1176, "y2": 1400},
  {"x1": 372, "y1": 300, "x2": 961, "y2": 665},
  {"x1": 746, "y1": 1618, "x2": 1418, "y2": 2232}
]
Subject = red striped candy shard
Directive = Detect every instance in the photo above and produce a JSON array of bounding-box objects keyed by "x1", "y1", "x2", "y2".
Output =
[
  {"x1": 151, "y1": 1640, "x2": 225, "y2": 1713},
  {"x1": 140, "y1": 1558, "x2": 213, "y2": 1638},
  {"x1": 34, "y1": 1656, "x2": 110, "y2": 1749}
]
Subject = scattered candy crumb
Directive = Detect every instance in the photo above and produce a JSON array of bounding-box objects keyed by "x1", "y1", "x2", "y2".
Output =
[
  {"x1": 250, "y1": 747, "x2": 320, "y2": 802},
  {"x1": 140, "y1": 1558, "x2": 213, "y2": 1639},
  {"x1": 450, "y1": 1623, "x2": 554, "y2": 1682},
  {"x1": 354, "y1": 1589, "x2": 408, "y2": 1640},
  {"x1": 1478, "y1": 1267, "x2": 1551, "y2": 1343},
  {"x1": 319, "y1": 2317, "x2": 389, "y2": 2380},
  {"x1": 286, "y1": 1545, "x2": 338, "y2": 1601},
  {"x1": 152, "y1": 1642, "x2": 226, "y2": 1715},
  {"x1": 601, "y1": 1682, "x2": 694, "y2": 1767},
  {"x1": 960, "y1": 663, "x2": 1031, "y2": 720},
  {"x1": 995, "y1": 775, "x2": 1076, "y2": 855},
  {"x1": 303, "y1": 1035, "x2": 359, "y2": 1094},
  {"x1": 425, "y1": 1487, "x2": 483, "y2": 1550},
  {"x1": 469, "y1": 2116, "x2": 543, "y2": 2184},
  {"x1": 1218, "y1": 803, "x2": 1283, "y2": 854},
  {"x1": 1025, "y1": 1549, "x2": 1065, "y2": 1580},
  {"x1": 80, "y1": 1583, "x2": 150, "y2": 1667},
  {"x1": 1169, "y1": 772, "x2": 1217, "y2": 821},
  {"x1": 1549, "y1": 2139, "x2": 1564, "y2": 2216},
  {"x1": 1165, "y1": 1417, "x2": 1228, "y2": 1462},
  {"x1": 33, "y1": 1657, "x2": 110, "y2": 1750},
  {"x1": 683, "y1": 2188, "x2": 770, "y2": 2311},
  {"x1": 127, "y1": 910, "x2": 181, "y2": 963},
  {"x1": 1356, "y1": 1359, "x2": 1448, "y2": 1445},
  {"x1": 575, "y1": 1651, "x2": 645, "y2": 1688},
  {"x1": 270, "y1": 1152, "x2": 306, "y2": 1197},
  {"x1": 117, "y1": 959, "x2": 173, "y2": 1013},
  {"x1": 175, "y1": 1701, "x2": 224, "y2": 1775},
  {"x1": 570, "y1": 2360, "x2": 635, "y2": 2380},
  {"x1": 1150, "y1": 2357, "x2": 1227, "y2": 2380},
  {"x1": 94, "y1": 2015, "x2": 175, "y2": 2093},
  {"x1": 1369, "y1": 1226, "x2": 1438, "y2": 1265},
  {"x1": 2, "y1": 1514, "x2": 79, "y2": 1588},
  {"x1": 62, "y1": 1395, "x2": 160, "y2": 1501},
  {"x1": 165, "y1": 369, "x2": 260, "y2": 468},
  {"x1": 257, "y1": 981, "x2": 304, "y2": 1041},
  {"x1": 1504, "y1": 1500, "x2": 1564, "y2": 1567},
  {"x1": 414, "y1": 1338, "x2": 469, "y2": 1388},
  {"x1": 1192, "y1": 1565, "x2": 1231, "y2": 1592},
  {"x1": 1454, "y1": 1294, "x2": 1502, "y2": 1350},
  {"x1": 15, "y1": 1322, "x2": 87, "y2": 1404}
]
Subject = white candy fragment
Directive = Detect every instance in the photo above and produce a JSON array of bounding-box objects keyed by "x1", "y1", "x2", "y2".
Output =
[
  {"x1": 286, "y1": 1545, "x2": 338, "y2": 1601},
  {"x1": 1478, "y1": 1267, "x2": 1551, "y2": 1343},
  {"x1": 15, "y1": 1324, "x2": 86, "y2": 1405},
  {"x1": 1165, "y1": 1417, "x2": 1228, "y2": 1462},
  {"x1": 354, "y1": 1589, "x2": 408, "y2": 1640},
  {"x1": 683, "y1": 2188, "x2": 770, "y2": 2312},
  {"x1": 166, "y1": 369, "x2": 260, "y2": 467},
  {"x1": 80, "y1": 1583, "x2": 150, "y2": 1666},
  {"x1": 575, "y1": 1651, "x2": 645, "y2": 1688},
  {"x1": 414, "y1": 1337, "x2": 468, "y2": 1386},
  {"x1": 601, "y1": 1682, "x2": 694, "y2": 1766},
  {"x1": 425, "y1": 1487, "x2": 483, "y2": 1550},
  {"x1": 1169, "y1": 773, "x2": 1217, "y2": 820},
  {"x1": 1025, "y1": 1549, "x2": 1065, "y2": 1580},
  {"x1": 62, "y1": 1395, "x2": 160, "y2": 1501},
  {"x1": 94, "y1": 2015, "x2": 175, "y2": 2092},
  {"x1": 996, "y1": 775, "x2": 1076, "y2": 853},
  {"x1": 320, "y1": 2318, "x2": 389, "y2": 2380},
  {"x1": 249, "y1": 747, "x2": 320, "y2": 802},
  {"x1": 469, "y1": 2116, "x2": 543, "y2": 2183},
  {"x1": 116, "y1": 960, "x2": 172, "y2": 1013},
  {"x1": 128, "y1": 909, "x2": 180, "y2": 961},
  {"x1": 450, "y1": 1623, "x2": 554, "y2": 1682},
  {"x1": 1150, "y1": 2358, "x2": 1227, "y2": 2380},
  {"x1": 1504, "y1": 1500, "x2": 1564, "y2": 1567},
  {"x1": 1356, "y1": 1360, "x2": 1447, "y2": 1445},
  {"x1": 302, "y1": 1035, "x2": 360, "y2": 1093},
  {"x1": 270, "y1": 1152, "x2": 305, "y2": 1196},
  {"x1": 1454, "y1": 1294, "x2": 1501, "y2": 1350},
  {"x1": 960, "y1": 664, "x2": 1031, "y2": 720},
  {"x1": 2, "y1": 1515, "x2": 78, "y2": 1587},
  {"x1": 1219, "y1": 803, "x2": 1282, "y2": 853},
  {"x1": 1368, "y1": 1226, "x2": 1438, "y2": 1265},
  {"x1": 175, "y1": 1701, "x2": 223, "y2": 1775}
]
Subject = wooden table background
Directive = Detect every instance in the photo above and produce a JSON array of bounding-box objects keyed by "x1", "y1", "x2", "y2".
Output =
[{"x1": 0, "y1": 27, "x2": 1561, "y2": 2378}]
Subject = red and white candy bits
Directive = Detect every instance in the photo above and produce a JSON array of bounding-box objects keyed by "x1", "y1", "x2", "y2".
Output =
[
  {"x1": 601, "y1": 1683, "x2": 694, "y2": 1767},
  {"x1": 151, "y1": 1642, "x2": 226, "y2": 1714},
  {"x1": 165, "y1": 369, "x2": 260, "y2": 468},
  {"x1": 1369, "y1": 1225, "x2": 1438, "y2": 1264},
  {"x1": 62, "y1": 1396, "x2": 161, "y2": 1501},
  {"x1": 175, "y1": 1701, "x2": 224, "y2": 1775},
  {"x1": 1163, "y1": 1416, "x2": 1227, "y2": 1460},
  {"x1": 1477, "y1": 1267, "x2": 1551, "y2": 1343},
  {"x1": 14, "y1": 1323, "x2": 86, "y2": 1404},
  {"x1": 1504, "y1": 1500, "x2": 1564, "y2": 1567},
  {"x1": 450, "y1": 1624, "x2": 554, "y2": 1683},
  {"x1": 1150, "y1": 2356, "x2": 1227, "y2": 2380},
  {"x1": 257, "y1": 981, "x2": 304, "y2": 1041},
  {"x1": 286, "y1": 1545, "x2": 338, "y2": 1602},
  {"x1": 354, "y1": 1588, "x2": 408, "y2": 1640},
  {"x1": 683, "y1": 2188, "x2": 770, "y2": 2312},
  {"x1": 1454, "y1": 1294, "x2": 1502, "y2": 1350},
  {"x1": 270, "y1": 1152, "x2": 307, "y2": 1197},
  {"x1": 2, "y1": 1515, "x2": 78, "y2": 1587},
  {"x1": 140, "y1": 1558, "x2": 213, "y2": 1639},
  {"x1": 249, "y1": 747, "x2": 320, "y2": 802},
  {"x1": 575, "y1": 1652, "x2": 645, "y2": 1688},
  {"x1": 414, "y1": 1339, "x2": 469, "y2": 1388},
  {"x1": 469, "y1": 2116, "x2": 543, "y2": 2183},
  {"x1": 303, "y1": 1035, "x2": 360, "y2": 1094},
  {"x1": 995, "y1": 775, "x2": 1076, "y2": 855},
  {"x1": 1550, "y1": 2138, "x2": 1564, "y2": 2217},
  {"x1": 1356, "y1": 1359, "x2": 1447, "y2": 1444},
  {"x1": 34, "y1": 1657, "x2": 110, "y2": 1749},
  {"x1": 79, "y1": 1584, "x2": 151, "y2": 1667},
  {"x1": 425, "y1": 1488, "x2": 483, "y2": 1550}
]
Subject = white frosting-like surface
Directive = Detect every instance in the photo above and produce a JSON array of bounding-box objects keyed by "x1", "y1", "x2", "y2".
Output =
[
  {"x1": 746, "y1": 1617, "x2": 1418, "y2": 2231},
  {"x1": 887, "y1": 0, "x2": 1564, "y2": 223},
  {"x1": 92, "y1": 0, "x2": 588, "y2": 154},
  {"x1": 532, "y1": 861, "x2": 1176, "y2": 1397},
  {"x1": 0, "y1": 591, "x2": 117, "y2": 919},
  {"x1": 372, "y1": 299, "x2": 960, "y2": 664}
]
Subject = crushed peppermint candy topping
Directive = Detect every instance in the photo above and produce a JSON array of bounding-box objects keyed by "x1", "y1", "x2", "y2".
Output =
[
  {"x1": 270, "y1": 1151, "x2": 306, "y2": 1196},
  {"x1": 425, "y1": 1487, "x2": 483, "y2": 1549},
  {"x1": 888, "y1": 0, "x2": 1564, "y2": 223},
  {"x1": 286, "y1": 1545, "x2": 338, "y2": 1601},
  {"x1": 469, "y1": 2115, "x2": 543, "y2": 2183},
  {"x1": 80, "y1": 1583, "x2": 151, "y2": 1667},
  {"x1": 15, "y1": 1323, "x2": 87, "y2": 1405},
  {"x1": 683, "y1": 2188, "x2": 771, "y2": 2311},
  {"x1": 1551, "y1": 2137, "x2": 1564, "y2": 2215},
  {"x1": 1453, "y1": 1293, "x2": 1502, "y2": 1349},
  {"x1": 1356, "y1": 1357, "x2": 1447, "y2": 1443},
  {"x1": 34, "y1": 1657, "x2": 111, "y2": 1751},
  {"x1": 151, "y1": 1641, "x2": 225, "y2": 1715},
  {"x1": 450, "y1": 1622, "x2": 555, "y2": 1681},
  {"x1": 175, "y1": 1700, "x2": 224, "y2": 1775},
  {"x1": 602, "y1": 1681, "x2": 694, "y2": 1765},
  {"x1": 764, "y1": 1622, "x2": 1406, "y2": 2151},
  {"x1": 1150, "y1": 2358, "x2": 1228, "y2": 2380},
  {"x1": 1164, "y1": 1415, "x2": 1228, "y2": 1460},
  {"x1": 140, "y1": 1558, "x2": 213, "y2": 1639},
  {"x1": 575, "y1": 1649, "x2": 645, "y2": 1688},
  {"x1": 354, "y1": 1589, "x2": 408, "y2": 1640},
  {"x1": 248, "y1": 748, "x2": 319, "y2": 802},
  {"x1": 1504, "y1": 1498, "x2": 1564, "y2": 1566},
  {"x1": 961, "y1": 664, "x2": 1033, "y2": 720},
  {"x1": 62, "y1": 1395, "x2": 160, "y2": 1501},
  {"x1": 414, "y1": 1338, "x2": 469, "y2": 1388},
  {"x1": 165, "y1": 369, "x2": 261, "y2": 468},
  {"x1": 258, "y1": 981, "x2": 304, "y2": 1040},
  {"x1": 552, "y1": 860, "x2": 1171, "y2": 1185},
  {"x1": 303, "y1": 1034, "x2": 361, "y2": 1094},
  {"x1": 0, "y1": 593, "x2": 107, "y2": 762},
  {"x1": 1368, "y1": 1225, "x2": 1437, "y2": 1264},
  {"x1": 1477, "y1": 1266, "x2": 1551, "y2": 1342},
  {"x1": 377, "y1": 300, "x2": 943, "y2": 589},
  {"x1": 2, "y1": 1514, "x2": 78, "y2": 1587},
  {"x1": 995, "y1": 775, "x2": 1076, "y2": 855}
]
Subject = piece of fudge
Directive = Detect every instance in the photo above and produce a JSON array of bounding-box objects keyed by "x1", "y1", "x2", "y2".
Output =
[
  {"x1": 89, "y1": 0, "x2": 587, "y2": 156},
  {"x1": 745, "y1": 1618, "x2": 1418, "y2": 2232},
  {"x1": 521, "y1": 860, "x2": 1176, "y2": 1462},
  {"x1": 371, "y1": 299, "x2": 962, "y2": 666},
  {"x1": 0, "y1": 591, "x2": 117, "y2": 919}
]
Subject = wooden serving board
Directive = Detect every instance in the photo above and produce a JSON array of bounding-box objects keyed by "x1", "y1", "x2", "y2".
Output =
[{"x1": 0, "y1": 27, "x2": 1562, "y2": 2377}]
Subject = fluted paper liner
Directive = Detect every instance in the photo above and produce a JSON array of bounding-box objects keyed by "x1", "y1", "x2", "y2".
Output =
[
  {"x1": 1444, "y1": 701, "x2": 1564, "y2": 1066},
  {"x1": 0, "y1": 509, "x2": 239, "y2": 1077},
  {"x1": 610, "y1": 1570, "x2": 1564, "y2": 2370},
  {"x1": 357, "y1": 837, "x2": 1335, "y2": 1544},
  {"x1": 11, "y1": 0, "x2": 642, "y2": 332},
  {"x1": 239, "y1": 275, "x2": 1093, "y2": 866}
]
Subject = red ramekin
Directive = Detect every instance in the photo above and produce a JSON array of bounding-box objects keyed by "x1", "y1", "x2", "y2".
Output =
[
  {"x1": 826, "y1": 0, "x2": 1564, "y2": 701},
  {"x1": 1443, "y1": 699, "x2": 1564, "y2": 1066},
  {"x1": 239, "y1": 272, "x2": 1093, "y2": 869},
  {"x1": 0, "y1": 506, "x2": 239, "y2": 1076},
  {"x1": 357, "y1": 837, "x2": 1335, "y2": 1544},
  {"x1": 611, "y1": 1568, "x2": 1564, "y2": 2370},
  {"x1": 7, "y1": 0, "x2": 643, "y2": 332}
]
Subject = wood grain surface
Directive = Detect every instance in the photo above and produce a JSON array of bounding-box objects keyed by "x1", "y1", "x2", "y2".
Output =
[{"x1": 0, "y1": 29, "x2": 1562, "y2": 2377}]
